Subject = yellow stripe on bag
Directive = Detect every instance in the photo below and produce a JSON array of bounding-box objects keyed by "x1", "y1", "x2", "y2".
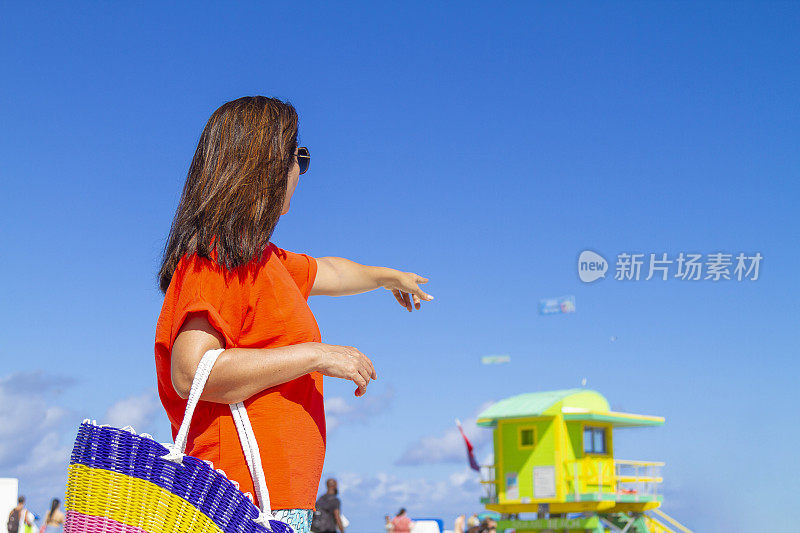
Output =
[{"x1": 66, "y1": 463, "x2": 224, "y2": 533}]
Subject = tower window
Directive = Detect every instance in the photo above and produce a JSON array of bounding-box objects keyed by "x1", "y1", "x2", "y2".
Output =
[
  {"x1": 583, "y1": 426, "x2": 607, "y2": 454},
  {"x1": 520, "y1": 428, "x2": 535, "y2": 448}
]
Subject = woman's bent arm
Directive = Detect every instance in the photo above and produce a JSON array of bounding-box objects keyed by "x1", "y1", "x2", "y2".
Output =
[{"x1": 171, "y1": 312, "x2": 376, "y2": 404}]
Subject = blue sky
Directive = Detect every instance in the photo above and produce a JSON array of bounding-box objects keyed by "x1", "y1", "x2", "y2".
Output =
[{"x1": 1, "y1": 2, "x2": 799, "y2": 532}]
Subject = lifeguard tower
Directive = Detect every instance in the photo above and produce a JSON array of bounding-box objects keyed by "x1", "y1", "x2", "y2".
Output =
[{"x1": 475, "y1": 389, "x2": 691, "y2": 533}]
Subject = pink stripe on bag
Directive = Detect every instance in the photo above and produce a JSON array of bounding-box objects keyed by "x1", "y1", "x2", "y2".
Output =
[{"x1": 65, "y1": 510, "x2": 150, "y2": 533}]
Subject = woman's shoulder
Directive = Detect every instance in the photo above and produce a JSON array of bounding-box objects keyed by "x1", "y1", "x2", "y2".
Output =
[
  {"x1": 172, "y1": 250, "x2": 257, "y2": 291},
  {"x1": 176, "y1": 250, "x2": 226, "y2": 275}
]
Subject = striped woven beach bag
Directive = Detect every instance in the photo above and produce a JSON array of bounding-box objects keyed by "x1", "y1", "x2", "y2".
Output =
[{"x1": 65, "y1": 348, "x2": 291, "y2": 533}]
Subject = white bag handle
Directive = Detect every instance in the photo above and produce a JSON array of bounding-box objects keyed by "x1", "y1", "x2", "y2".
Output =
[{"x1": 161, "y1": 348, "x2": 276, "y2": 528}]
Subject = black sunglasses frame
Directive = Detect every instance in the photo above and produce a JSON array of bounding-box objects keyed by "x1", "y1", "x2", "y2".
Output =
[{"x1": 296, "y1": 146, "x2": 310, "y2": 175}]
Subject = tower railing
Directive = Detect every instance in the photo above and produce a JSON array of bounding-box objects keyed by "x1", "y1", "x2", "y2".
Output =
[
  {"x1": 477, "y1": 459, "x2": 663, "y2": 504},
  {"x1": 479, "y1": 464, "x2": 497, "y2": 503},
  {"x1": 613, "y1": 459, "x2": 664, "y2": 498},
  {"x1": 565, "y1": 458, "x2": 663, "y2": 501}
]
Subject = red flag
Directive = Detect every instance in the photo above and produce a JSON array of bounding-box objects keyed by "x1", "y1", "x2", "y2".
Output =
[{"x1": 456, "y1": 419, "x2": 481, "y2": 471}]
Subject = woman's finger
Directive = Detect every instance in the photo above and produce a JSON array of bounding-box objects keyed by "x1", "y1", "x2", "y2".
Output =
[
  {"x1": 413, "y1": 293, "x2": 421, "y2": 309},
  {"x1": 351, "y1": 350, "x2": 374, "y2": 380},
  {"x1": 401, "y1": 291, "x2": 412, "y2": 312},
  {"x1": 412, "y1": 274, "x2": 433, "y2": 300},
  {"x1": 357, "y1": 367, "x2": 372, "y2": 389},
  {"x1": 353, "y1": 374, "x2": 367, "y2": 396},
  {"x1": 411, "y1": 285, "x2": 434, "y2": 301},
  {"x1": 362, "y1": 353, "x2": 377, "y2": 379},
  {"x1": 392, "y1": 289, "x2": 406, "y2": 308}
]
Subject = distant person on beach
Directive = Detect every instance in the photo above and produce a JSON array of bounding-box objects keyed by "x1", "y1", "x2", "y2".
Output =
[
  {"x1": 391, "y1": 508, "x2": 414, "y2": 533},
  {"x1": 454, "y1": 514, "x2": 465, "y2": 533},
  {"x1": 385, "y1": 515, "x2": 394, "y2": 532},
  {"x1": 41, "y1": 499, "x2": 65, "y2": 533},
  {"x1": 154, "y1": 97, "x2": 434, "y2": 533},
  {"x1": 466, "y1": 518, "x2": 495, "y2": 533},
  {"x1": 311, "y1": 479, "x2": 345, "y2": 533},
  {"x1": 465, "y1": 514, "x2": 485, "y2": 533},
  {"x1": 6, "y1": 496, "x2": 33, "y2": 533}
]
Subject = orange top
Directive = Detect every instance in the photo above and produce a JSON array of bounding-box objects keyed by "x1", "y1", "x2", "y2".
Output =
[{"x1": 154, "y1": 242, "x2": 324, "y2": 510}]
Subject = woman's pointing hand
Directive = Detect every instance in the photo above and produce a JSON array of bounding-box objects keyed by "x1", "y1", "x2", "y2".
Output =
[{"x1": 383, "y1": 272, "x2": 434, "y2": 312}]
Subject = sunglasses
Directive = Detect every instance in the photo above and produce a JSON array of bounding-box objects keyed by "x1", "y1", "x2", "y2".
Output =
[{"x1": 296, "y1": 146, "x2": 310, "y2": 175}]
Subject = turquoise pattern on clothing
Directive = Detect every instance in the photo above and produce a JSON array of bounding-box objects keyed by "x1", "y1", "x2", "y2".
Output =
[{"x1": 273, "y1": 508, "x2": 314, "y2": 533}]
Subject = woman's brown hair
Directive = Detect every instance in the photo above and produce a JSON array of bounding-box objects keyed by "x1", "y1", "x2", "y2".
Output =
[{"x1": 157, "y1": 96, "x2": 298, "y2": 294}]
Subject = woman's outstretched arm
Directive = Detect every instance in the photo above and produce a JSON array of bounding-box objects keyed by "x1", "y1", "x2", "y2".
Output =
[
  {"x1": 310, "y1": 256, "x2": 434, "y2": 311},
  {"x1": 171, "y1": 312, "x2": 377, "y2": 404}
]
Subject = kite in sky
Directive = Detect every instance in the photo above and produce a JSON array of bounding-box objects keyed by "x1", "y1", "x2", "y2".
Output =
[
  {"x1": 481, "y1": 354, "x2": 511, "y2": 365},
  {"x1": 538, "y1": 295, "x2": 576, "y2": 315}
]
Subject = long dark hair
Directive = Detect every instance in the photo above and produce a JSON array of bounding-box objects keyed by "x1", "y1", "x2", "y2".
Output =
[
  {"x1": 157, "y1": 96, "x2": 299, "y2": 294},
  {"x1": 46, "y1": 498, "x2": 59, "y2": 521}
]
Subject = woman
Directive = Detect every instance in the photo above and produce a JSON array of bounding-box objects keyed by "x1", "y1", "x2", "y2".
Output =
[
  {"x1": 391, "y1": 508, "x2": 414, "y2": 533},
  {"x1": 154, "y1": 96, "x2": 433, "y2": 533},
  {"x1": 42, "y1": 499, "x2": 65, "y2": 533}
]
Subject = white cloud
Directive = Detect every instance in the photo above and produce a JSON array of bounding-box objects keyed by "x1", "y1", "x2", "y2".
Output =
[
  {"x1": 337, "y1": 469, "x2": 482, "y2": 507},
  {"x1": 325, "y1": 387, "x2": 394, "y2": 433},
  {"x1": 328, "y1": 468, "x2": 484, "y2": 530},
  {"x1": 0, "y1": 375, "x2": 173, "y2": 517},
  {"x1": 103, "y1": 389, "x2": 161, "y2": 435},
  {"x1": 324, "y1": 397, "x2": 351, "y2": 432},
  {"x1": 0, "y1": 372, "x2": 74, "y2": 512},
  {"x1": 395, "y1": 401, "x2": 494, "y2": 466}
]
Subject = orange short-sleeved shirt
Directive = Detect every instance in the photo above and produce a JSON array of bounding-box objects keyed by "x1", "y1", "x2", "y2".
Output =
[{"x1": 154, "y1": 242, "x2": 324, "y2": 510}]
